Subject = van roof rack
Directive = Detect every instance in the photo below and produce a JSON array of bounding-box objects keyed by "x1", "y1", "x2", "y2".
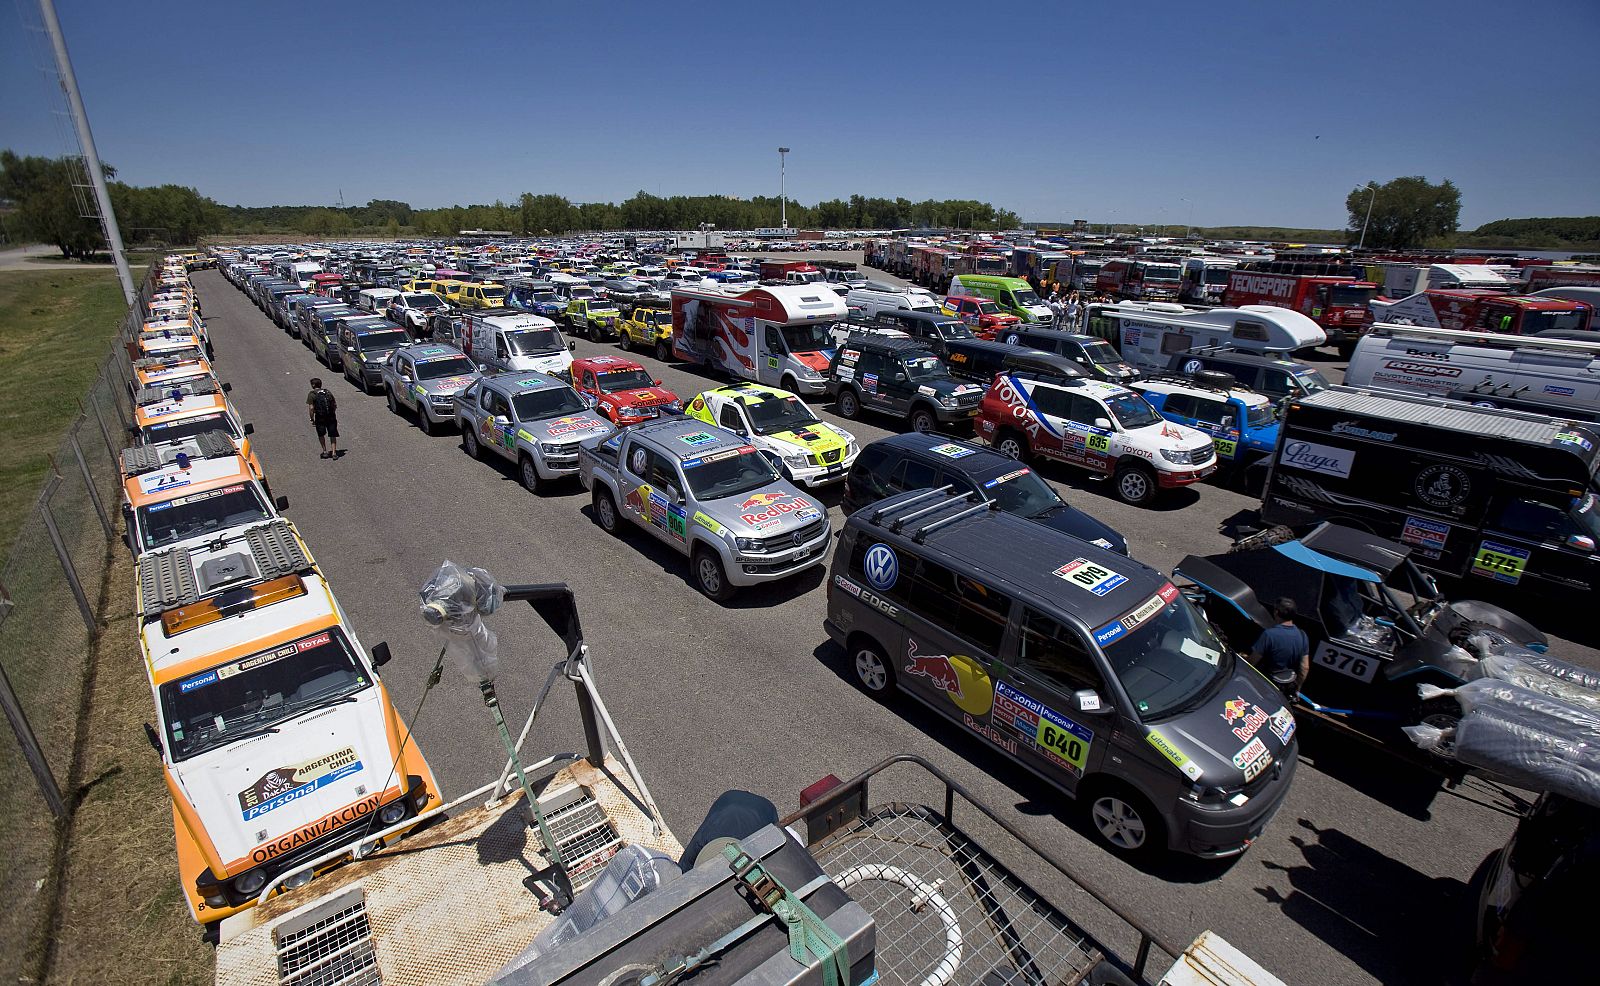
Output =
[
  {"x1": 120, "y1": 429, "x2": 236, "y2": 476},
  {"x1": 137, "y1": 519, "x2": 311, "y2": 617},
  {"x1": 868, "y1": 486, "x2": 999, "y2": 542},
  {"x1": 135, "y1": 379, "x2": 221, "y2": 406}
]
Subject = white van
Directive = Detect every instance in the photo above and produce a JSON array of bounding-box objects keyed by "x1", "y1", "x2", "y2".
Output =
[
  {"x1": 1345, "y1": 324, "x2": 1600, "y2": 418},
  {"x1": 844, "y1": 280, "x2": 941, "y2": 318},
  {"x1": 1084, "y1": 301, "x2": 1326, "y2": 372},
  {"x1": 357, "y1": 287, "x2": 401, "y2": 314},
  {"x1": 454, "y1": 311, "x2": 573, "y2": 377}
]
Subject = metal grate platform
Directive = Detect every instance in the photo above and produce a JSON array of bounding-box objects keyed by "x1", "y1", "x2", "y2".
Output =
[{"x1": 274, "y1": 890, "x2": 381, "y2": 986}]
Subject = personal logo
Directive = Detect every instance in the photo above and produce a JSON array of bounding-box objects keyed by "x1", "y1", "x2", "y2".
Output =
[
  {"x1": 238, "y1": 747, "x2": 364, "y2": 822},
  {"x1": 863, "y1": 543, "x2": 898, "y2": 591},
  {"x1": 1414, "y1": 464, "x2": 1471, "y2": 509}
]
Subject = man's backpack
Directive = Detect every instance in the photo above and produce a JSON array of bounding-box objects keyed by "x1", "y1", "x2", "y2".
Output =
[{"x1": 312, "y1": 388, "x2": 336, "y2": 419}]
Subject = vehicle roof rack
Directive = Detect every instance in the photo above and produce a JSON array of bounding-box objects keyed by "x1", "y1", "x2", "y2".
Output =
[
  {"x1": 120, "y1": 429, "x2": 236, "y2": 476},
  {"x1": 1135, "y1": 370, "x2": 1243, "y2": 395},
  {"x1": 135, "y1": 379, "x2": 221, "y2": 406},
  {"x1": 869, "y1": 487, "x2": 1000, "y2": 542},
  {"x1": 137, "y1": 519, "x2": 310, "y2": 617},
  {"x1": 1004, "y1": 366, "x2": 1087, "y2": 390},
  {"x1": 839, "y1": 333, "x2": 934, "y2": 354}
]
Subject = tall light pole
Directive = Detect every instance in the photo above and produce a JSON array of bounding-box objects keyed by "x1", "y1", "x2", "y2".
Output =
[
  {"x1": 1357, "y1": 182, "x2": 1378, "y2": 250},
  {"x1": 778, "y1": 147, "x2": 790, "y2": 229},
  {"x1": 38, "y1": 0, "x2": 135, "y2": 305},
  {"x1": 1182, "y1": 197, "x2": 1195, "y2": 238}
]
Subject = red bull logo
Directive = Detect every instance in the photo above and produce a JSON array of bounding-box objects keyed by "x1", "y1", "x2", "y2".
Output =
[
  {"x1": 904, "y1": 640, "x2": 963, "y2": 697},
  {"x1": 739, "y1": 492, "x2": 788, "y2": 509},
  {"x1": 738, "y1": 493, "x2": 812, "y2": 526},
  {"x1": 1221, "y1": 697, "x2": 1252, "y2": 724}
]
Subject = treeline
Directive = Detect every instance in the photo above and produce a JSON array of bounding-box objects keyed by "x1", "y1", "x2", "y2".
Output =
[{"x1": 1467, "y1": 216, "x2": 1600, "y2": 249}]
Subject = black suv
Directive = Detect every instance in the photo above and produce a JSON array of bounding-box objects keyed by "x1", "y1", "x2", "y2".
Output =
[
  {"x1": 1163, "y1": 351, "x2": 1330, "y2": 403},
  {"x1": 842, "y1": 433, "x2": 1128, "y2": 554},
  {"x1": 998, "y1": 327, "x2": 1141, "y2": 384},
  {"x1": 826, "y1": 335, "x2": 985, "y2": 434}
]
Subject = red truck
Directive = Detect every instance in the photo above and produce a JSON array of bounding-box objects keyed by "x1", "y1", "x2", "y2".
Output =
[
  {"x1": 759, "y1": 259, "x2": 825, "y2": 284},
  {"x1": 911, "y1": 245, "x2": 956, "y2": 290},
  {"x1": 1371, "y1": 289, "x2": 1593, "y2": 336},
  {"x1": 1523, "y1": 265, "x2": 1600, "y2": 292},
  {"x1": 1222, "y1": 271, "x2": 1378, "y2": 350},
  {"x1": 1095, "y1": 257, "x2": 1184, "y2": 301}
]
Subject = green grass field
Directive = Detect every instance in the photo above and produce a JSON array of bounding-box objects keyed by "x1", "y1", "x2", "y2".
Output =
[{"x1": 0, "y1": 270, "x2": 127, "y2": 548}]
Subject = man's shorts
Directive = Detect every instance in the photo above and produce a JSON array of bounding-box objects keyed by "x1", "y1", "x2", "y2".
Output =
[{"x1": 314, "y1": 416, "x2": 339, "y2": 440}]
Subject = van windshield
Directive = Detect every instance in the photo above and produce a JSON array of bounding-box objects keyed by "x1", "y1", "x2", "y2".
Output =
[
  {"x1": 1013, "y1": 289, "x2": 1041, "y2": 306},
  {"x1": 1293, "y1": 368, "x2": 1331, "y2": 393},
  {"x1": 1522, "y1": 309, "x2": 1589, "y2": 335},
  {"x1": 504, "y1": 328, "x2": 563, "y2": 355},
  {"x1": 1097, "y1": 588, "x2": 1230, "y2": 720},
  {"x1": 780, "y1": 322, "x2": 835, "y2": 351}
]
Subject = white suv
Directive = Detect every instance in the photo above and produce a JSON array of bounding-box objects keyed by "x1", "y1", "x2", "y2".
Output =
[{"x1": 977, "y1": 370, "x2": 1219, "y2": 506}]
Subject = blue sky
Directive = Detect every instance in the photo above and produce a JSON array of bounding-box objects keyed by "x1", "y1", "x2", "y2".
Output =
[{"x1": 3, "y1": 1, "x2": 1596, "y2": 229}]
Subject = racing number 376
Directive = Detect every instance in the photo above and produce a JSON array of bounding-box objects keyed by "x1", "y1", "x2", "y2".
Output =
[{"x1": 1316, "y1": 643, "x2": 1377, "y2": 683}]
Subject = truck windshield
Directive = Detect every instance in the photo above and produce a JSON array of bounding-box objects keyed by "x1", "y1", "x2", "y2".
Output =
[
  {"x1": 1522, "y1": 309, "x2": 1588, "y2": 335},
  {"x1": 416, "y1": 356, "x2": 475, "y2": 380},
  {"x1": 1143, "y1": 265, "x2": 1183, "y2": 281},
  {"x1": 780, "y1": 323, "x2": 835, "y2": 351},
  {"x1": 137, "y1": 483, "x2": 271, "y2": 551},
  {"x1": 533, "y1": 293, "x2": 562, "y2": 303},
  {"x1": 1098, "y1": 590, "x2": 1230, "y2": 720},
  {"x1": 978, "y1": 301, "x2": 1003, "y2": 314},
  {"x1": 983, "y1": 467, "x2": 1062, "y2": 516},
  {"x1": 745, "y1": 396, "x2": 820, "y2": 434},
  {"x1": 903, "y1": 355, "x2": 945, "y2": 381},
  {"x1": 504, "y1": 328, "x2": 563, "y2": 355},
  {"x1": 160, "y1": 627, "x2": 371, "y2": 761},
  {"x1": 683, "y1": 448, "x2": 780, "y2": 500},
  {"x1": 1246, "y1": 402, "x2": 1277, "y2": 428},
  {"x1": 1327, "y1": 285, "x2": 1377, "y2": 307},
  {"x1": 598, "y1": 369, "x2": 655, "y2": 391},
  {"x1": 142, "y1": 411, "x2": 240, "y2": 445},
  {"x1": 513, "y1": 388, "x2": 588, "y2": 420},
  {"x1": 1204, "y1": 269, "x2": 1233, "y2": 285},
  {"x1": 1106, "y1": 393, "x2": 1164, "y2": 429}
]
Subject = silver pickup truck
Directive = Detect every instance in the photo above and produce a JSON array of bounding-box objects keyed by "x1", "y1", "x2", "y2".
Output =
[
  {"x1": 578, "y1": 417, "x2": 831, "y2": 600},
  {"x1": 455, "y1": 372, "x2": 614, "y2": 493},
  {"x1": 380, "y1": 343, "x2": 480, "y2": 434}
]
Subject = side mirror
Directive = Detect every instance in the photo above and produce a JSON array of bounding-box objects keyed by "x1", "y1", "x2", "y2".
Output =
[
  {"x1": 274, "y1": 494, "x2": 290, "y2": 511},
  {"x1": 568, "y1": 341, "x2": 576, "y2": 351},
  {"x1": 221, "y1": 382, "x2": 233, "y2": 393},
  {"x1": 894, "y1": 373, "x2": 907, "y2": 382},
  {"x1": 653, "y1": 379, "x2": 663, "y2": 387},
  {"x1": 1094, "y1": 417, "x2": 1113, "y2": 431},
  {"x1": 371, "y1": 642, "x2": 392, "y2": 668},
  {"x1": 667, "y1": 486, "x2": 685, "y2": 505},
  {"x1": 143, "y1": 722, "x2": 162, "y2": 752},
  {"x1": 242, "y1": 422, "x2": 256, "y2": 436},
  {"x1": 494, "y1": 414, "x2": 511, "y2": 425},
  {"x1": 346, "y1": 345, "x2": 358, "y2": 353},
  {"x1": 127, "y1": 424, "x2": 141, "y2": 436},
  {"x1": 1567, "y1": 534, "x2": 1597, "y2": 552},
  {"x1": 1073, "y1": 690, "x2": 1111, "y2": 714}
]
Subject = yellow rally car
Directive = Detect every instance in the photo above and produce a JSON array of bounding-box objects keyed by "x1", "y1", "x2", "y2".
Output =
[
  {"x1": 685, "y1": 383, "x2": 860, "y2": 486},
  {"x1": 132, "y1": 392, "x2": 263, "y2": 482},
  {"x1": 618, "y1": 304, "x2": 674, "y2": 361},
  {"x1": 136, "y1": 518, "x2": 438, "y2": 923},
  {"x1": 457, "y1": 282, "x2": 507, "y2": 309}
]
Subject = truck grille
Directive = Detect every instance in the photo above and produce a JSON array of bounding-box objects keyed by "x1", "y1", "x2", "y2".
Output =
[
  {"x1": 820, "y1": 448, "x2": 842, "y2": 465},
  {"x1": 547, "y1": 440, "x2": 580, "y2": 456},
  {"x1": 1192, "y1": 443, "x2": 1216, "y2": 466}
]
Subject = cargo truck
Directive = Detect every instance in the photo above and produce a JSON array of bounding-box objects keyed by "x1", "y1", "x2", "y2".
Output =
[{"x1": 1370, "y1": 289, "x2": 1592, "y2": 336}]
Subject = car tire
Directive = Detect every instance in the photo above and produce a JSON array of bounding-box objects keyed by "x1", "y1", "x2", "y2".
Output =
[
  {"x1": 1083, "y1": 780, "x2": 1164, "y2": 858},
  {"x1": 836, "y1": 387, "x2": 861, "y2": 419},
  {"x1": 781, "y1": 374, "x2": 798, "y2": 395},
  {"x1": 387, "y1": 387, "x2": 401, "y2": 415},
  {"x1": 909, "y1": 406, "x2": 936, "y2": 435},
  {"x1": 462, "y1": 427, "x2": 481, "y2": 460},
  {"x1": 692, "y1": 546, "x2": 735, "y2": 602},
  {"x1": 1114, "y1": 463, "x2": 1157, "y2": 507},
  {"x1": 995, "y1": 429, "x2": 1030, "y2": 463},
  {"x1": 519, "y1": 455, "x2": 541, "y2": 494},
  {"x1": 618, "y1": 332, "x2": 631, "y2": 352},
  {"x1": 418, "y1": 407, "x2": 435, "y2": 436},
  {"x1": 848, "y1": 636, "x2": 896, "y2": 699},
  {"x1": 655, "y1": 341, "x2": 671, "y2": 363},
  {"x1": 1416, "y1": 697, "x2": 1462, "y2": 758},
  {"x1": 593, "y1": 488, "x2": 621, "y2": 535}
]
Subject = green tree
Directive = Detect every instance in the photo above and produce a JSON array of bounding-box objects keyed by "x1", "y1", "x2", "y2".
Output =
[
  {"x1": 0, "y1": 150, "x2": 113, "y2": 258},
  {"x1": 1346, "y1": 176, "x2": 1461, "y2": 249}
]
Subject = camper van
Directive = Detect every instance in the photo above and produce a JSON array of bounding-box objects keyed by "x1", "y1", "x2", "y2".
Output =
[
  {"x1": 1084, "y1": 301, "x2": 1326, "y2": 372},
  {"x1": 1345, "y1": 325, "x2": 1600, "y2": 420},
  {"x1": 671, "y1": 283, "x2": 848, "y2": 395}
]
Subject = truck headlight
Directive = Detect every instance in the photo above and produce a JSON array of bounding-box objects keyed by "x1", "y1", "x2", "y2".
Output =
[
  {"x1": 232, "y1": 869, "x2": 268, "y2": 896},
  {"x1": 833, "y1": 427, "x2": 856, "y2": 443},
  {"x1": 378, "y1": 801, "x2": 408, "y2": 826},
  {"x1": 735, "y1": 537, "x2": 763, "y2": 552},
  {"x1": 1160, "y1": 448, "x2": 1194, "y2": 465},
  {"x1": 783, "y1": 453, "x2": 808, "y2": 469},
  {"x1": 429, "y1": 394, "x2": 451, "y2": 405},
  {"x1": 539, "y1": 442, "x2": 559, "y2": 454},
  {"x1": 937, "y1": 395, "x2": 959, "y2": 408}
]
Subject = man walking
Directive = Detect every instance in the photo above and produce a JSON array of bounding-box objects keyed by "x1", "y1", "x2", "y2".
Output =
[
  {"x1": 1251, "y1": 597, "x2": 1310, "y2": 698},
  {"x1": 307, "y1": 377, "x2": 340, "y2": 458}
]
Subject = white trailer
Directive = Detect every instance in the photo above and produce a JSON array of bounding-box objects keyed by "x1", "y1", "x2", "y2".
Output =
[{"x1": 1085, "y1": 301, "x2": 1327, "y2": 371}]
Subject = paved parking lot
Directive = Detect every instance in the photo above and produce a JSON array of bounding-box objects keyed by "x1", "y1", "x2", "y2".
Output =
[{"x1": 195, "y1": 266, "x2": 1595, "y2": 986}]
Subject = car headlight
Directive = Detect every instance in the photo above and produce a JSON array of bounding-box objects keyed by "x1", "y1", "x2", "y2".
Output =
[
  {"x1": 735, "y1": 536, "x2": 763, "y2": 552},
  {"x1": 232, "y1": 868, "x2": 268, "y2": 896},
  {"x1": 203, "y1": 893, "x2": 228, "y2": 908},
  {"x1": 378, "y1": 801, "x2": 408, "y2": 826},
  {"x1": 429, "y1": 393, "x2": 452, "y2": 404},
  {"x1": 783, "y1": 453, "x2": 808, "y2": 469},
  {"x1": 937, "y1": 395, "x2": 959, "y2": 408},
  {"x1": 1160, "y1": 448, "x2": 1194, "y2": 465},
  {"x1": 539, "y1": 442, "x2": 560, "y2": 454},
  {"x1": 845, "y1": 441, "x2": 860, "y2": 457}
]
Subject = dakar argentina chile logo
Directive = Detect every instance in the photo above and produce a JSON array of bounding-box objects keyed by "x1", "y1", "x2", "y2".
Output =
[{"x1": 1414, "y1": 463, "x2": 1471, "y2": 509}]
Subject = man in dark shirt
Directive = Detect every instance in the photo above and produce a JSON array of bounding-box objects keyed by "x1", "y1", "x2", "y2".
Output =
[
  {"x1": 1252, "y1": 597, "x2": 1309, "y2": 697},
  {"x1": 306, "y1": 377, "x2": 340, "y2": 459}
]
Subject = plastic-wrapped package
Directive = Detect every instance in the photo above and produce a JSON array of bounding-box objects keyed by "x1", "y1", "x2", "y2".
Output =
[
  {"x1": 419, "y1": 560, "x2": 506, "y2": 679},
  {"x1": 1407, "y1": 698, "x2": 1600, "y2": 809},
  {"x1": 1470, "y1": 646, "x2": 1600, "y2": 713},
  {"x1": 1420, "y1": 680, "x2": 1600, "y2": 743},
  {"x1": 494, "y1": 844, "x2": 679, "y2": 979}
]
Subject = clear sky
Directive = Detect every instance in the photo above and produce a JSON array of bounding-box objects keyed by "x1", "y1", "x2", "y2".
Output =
[{"x1": 3, "y1": 0, "x2": 1596, "y2": 229}]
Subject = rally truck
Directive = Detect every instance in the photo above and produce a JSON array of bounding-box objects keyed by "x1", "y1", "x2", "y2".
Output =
[
  {"x1": 380, "y1": 342, "x2": 481, "y2": 434},
  {"x1": 1222, "y1": 270, "x2": 1379, "y2": 352},
  {"x1": 564, "y1": 297, "x2": 624, "y2": 342},
  {"x1": 455, "y1": 371, "x2": 615, "y2": 493},
  {"x1": 685, "y1": 382, "x2": 860, "y2": 486},
  {"x1": 1370, "y1": 289, "x2": 1591, "y2": 336},
  {"x1": 616, "y1": 301, "x2": 675, "y2": 361},
  {"x1": 121, "y1": 451, "x2": 286, "y2": 557},
  {"x1": 579, "y1": 416, "x2": 832, "y2": 600},
  {"x1": 136, "y1": 519, "x2": 437, "y2": 924},
  {"x1": 570, "y1": 355, "x2": 683, "y2": 426},
  {"x1": 132, "y1": 391, "x2": 262, "y2": 480},
  {"x1": 672, "y1": 283, "x2": 848, "y2": 396}
]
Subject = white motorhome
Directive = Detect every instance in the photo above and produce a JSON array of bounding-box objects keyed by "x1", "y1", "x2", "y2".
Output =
[
  {"x1": 1084, "y1": 301, "x2": 1327, "y2": 371},
  {"x1": 844, "y1": 280, "x2": 941, "y2": 318},
  {"x1": 454, "y1": 311, "x2": 573, "y2": 376},
  {"x1": 1366, "y1": 262, "x2": 1510, "y2": 299},
  {"x1": 1345, "y1": 324, "x2": 1600, "y2": 418}
]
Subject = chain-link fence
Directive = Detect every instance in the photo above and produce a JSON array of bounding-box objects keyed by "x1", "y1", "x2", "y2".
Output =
[{"x1": 0, "y1": 285, "x2": 149, "y2": 983}]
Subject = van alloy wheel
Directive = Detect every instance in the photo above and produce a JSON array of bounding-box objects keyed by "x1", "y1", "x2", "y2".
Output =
[
  {"x1": 854, "y1": 648, "x2": 889, "y2": 692},
  {"x1": 1091, "y1": 795, "x2": 1148, "y2": 851}
]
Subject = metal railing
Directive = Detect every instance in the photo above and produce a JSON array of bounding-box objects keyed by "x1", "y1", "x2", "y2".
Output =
[{"x1": 0, "y1": 271, "x2": 152, "y2": 982}]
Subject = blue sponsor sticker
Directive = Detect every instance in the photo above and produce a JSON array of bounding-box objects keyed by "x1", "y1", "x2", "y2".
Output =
[
  {"x1": 1544, "y1": 385, "x2": 1575, "y2": 396},
  {"x1": 1092, "y1": 620, "x2": 1127, "y2": 647},
  {"x1": 178, "y1": 669, "x2": 218, "y2": 693}
]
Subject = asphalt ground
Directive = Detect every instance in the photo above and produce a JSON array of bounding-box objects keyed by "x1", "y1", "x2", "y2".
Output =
[{"x1": 193, "y1": 264, "x2": 1596, "y2": 986}]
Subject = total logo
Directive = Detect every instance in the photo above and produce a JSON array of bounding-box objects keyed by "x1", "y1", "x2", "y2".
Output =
[{"x1": 737, "y1": 492, "x2": 812, "y2": 526}]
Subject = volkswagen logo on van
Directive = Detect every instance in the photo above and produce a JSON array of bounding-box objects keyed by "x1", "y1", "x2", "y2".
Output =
[{"x1": 864, "y1": 543, "x2": 899, "y2": 591}]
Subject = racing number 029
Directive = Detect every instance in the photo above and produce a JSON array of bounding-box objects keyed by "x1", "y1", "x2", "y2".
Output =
[{"x1": 1315, "y1": 642, "x2": 1378, "y2": 683}]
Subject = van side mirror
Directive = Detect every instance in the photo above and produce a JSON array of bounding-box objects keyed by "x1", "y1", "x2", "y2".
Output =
[
  {"x1": 274, "y1": 495, "x2": 290, "y2": 511},
  {"x1": 243, "y1": 422, "x2": 255, "y2": 436},
  {"x1": 1567, "y1": 534, "x2": 1597, "y2": 552},
  {"x1": 371, "y1": 642, "x2": 392, "y2": 668},
  {"x1": 221, "y1": 382, "x2": 233, "y2": 393},
  {"x1": 568, "y1": 341, "x2": 576, "y2": 351},
  {"x1": 143, "y1": 722, "x2": 162, "y2": 752},
  {"x1": 1073, "y1": 690, "x2": 1110, "y2": 714}
]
